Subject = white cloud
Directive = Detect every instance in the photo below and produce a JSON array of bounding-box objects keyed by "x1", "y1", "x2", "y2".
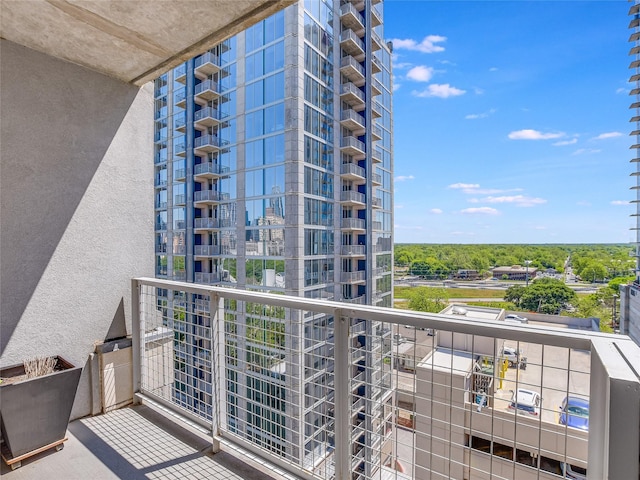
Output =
[
  {"x1": 430, "y1": 208, "x2": 443, "y2": 214},
  {"x1": 478, "y1": 195, "x2": 547, "y2": 207},
  {"x1": 592, "y1": 132, "x2": 623, "y2": 140},
  {"x1": 473, "y1": 87, "x2": 485, "y2": 95},
  {"x1": 449, "y1": 183, "x2": 523, "y2": 195},
  {"x1": 576, "y1": 201, "x2": 591, "y2": 206},
  {"x1": 391, "y1": 35, "x2": 447, "y2": 53},
  {"x1": 508, "y1": 129, "x2": 565, "y2": 140},
  {"x1": 406, "y1": 65, "x2": 434, "y2": 82},
  {"x1": 489, "y1": 67, "x2": 499, "y2": 72},
  {"x1": 460, "y1": 207, "x2": 500, "y2": 215},
  {"x1": 393, "y1": 83, "x2": 401, "y2": 91},
  {"x1": 395, "y1": 175, "x2": 415, "y2": 182},
  {"x1": 611, "y1": 200, "x2": 629, "y2": 205},
  {"x1": 572, "y1": 148, "x2": 601, "y2": 155},
  {"x1": 534, "y1": 226, "x2": 547, "y2": 230},
  {"x1": 465, "y1": 109, "x2": 496, "y2": 120},
  {"x1": 449, "y1": 183, "x2": 480, "y2": 190},
  {"x1": 553, "y1": 138, "x2": 578, "y2": 146},
  {"x1": 616, "y1": 87, "x2": 628, "y2": 94},
  {"x1": 393, "y1": 61, "x2": 413, "y2": 70},
  {"x1": 412, "y1": 84, "x2": 466, "y2": 98}
]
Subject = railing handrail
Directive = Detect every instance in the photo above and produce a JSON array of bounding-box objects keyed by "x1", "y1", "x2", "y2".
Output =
[{"x1": 133, "y1": 276, "x2": 603, "y2": 348}]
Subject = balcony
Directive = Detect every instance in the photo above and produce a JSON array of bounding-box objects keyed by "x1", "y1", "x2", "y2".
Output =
[
  {"x1": 174, "y1": 194, "x2": 186, "y2": 206},
  {"x1": 340, "y1": 56, "x2": 365, "y2": 86},
  {"x1": 371, "y1": 101, "x2": 382, "y2": 118},
  {"x1": 341, "y1": 217, "x2": 366, "y2": 231},
  {"x1": 341, "y1": 245, "x2": 366, "y2": 256},
  {"x1": 174, "y1": 168, "x2": 186, "y2": 182},
  {"x1": 174, "y1": 142, "x2": 186, "y2": 157},
  {"x1": 194, "y1": 107, "x2": 225, "y2": 129},
  {"x1": 371, "y1": 197, "x2": 382, "y2": 209},
  {"x1": 11, "y1": 277, "x2": 638, "y2": 479},
  {"x1": 194, "y1": 79, "x2": 220, "y2": 103},
  {"x1": 194, "y1": 272, "x2": 222, "y2": 283},
  {"x1": 194, "y1": 162, "x2": 230, "y2": 179},
  {"x1": 339, "y1": 3, "x2": 365, "y2": 33},
  {"x1": 371, "y1": 78, "x2": 382, "y2": 96},
  {"x1": 340, "y1": 29, "x2": 365, "y2": 58},
  {"x1": 194, "y1": 51, "x2": 220, "y2": 79},
  {"x1": 174, "y1": 113, "x2": 186, "y2": 132},
  {"x1": 371, "y1": 173, "x2": 382, "y2": 186},
  {"x1": 340, "y1": 270, "x2": 366, "y2": 283},
  {"x1": 371, "y1": 149, "x2": 382, "y2": 164},
  {"x1": 371, "y1": 31, "x2": 383, "y2": 52},
  {"x1": 194, "y1": 134, "x2": 227, "y2": 155},
  {"x1": 340, "y1": 82, "x2": 365, "y2": 110},
  {"x1": 371, "y1": 54, "x2": 382, "y2": 74},
  {"x1": 340, "y1": 109, "x2": 366, "y2": 133},
  {"x1": 372, "y1": 221, "x2": 382, "y2": 231},
  {"x1": 194, "y1": 245, "x2": 222, "y2": 256},
  {"x1": 340, "y1": 136, "x2": 366, "y2": 157},
  {"x1": 194, "y1": 217, "x2": 220, "y2": 230},
  {"x1": 371, "y1": 125, "x2": 382, "y2": 141},
  {"x1": 194, "y1": 190, "x2": 230, "y2": 204},
  {"x1": 340, "y1": 162, "x2": 366, "y2": 183},
  {"x1": 174, "y1": 89, "x2": 187, "y2": 109},
  {"x1": 174, "y1": 63, "x2": 187, "y2": 84},
  {"x1": 340, "y1": 190, "x2": 366, "y2": 206},
  {"x1": 370, "y1": 6, "x2": 382, "y2": 27}
]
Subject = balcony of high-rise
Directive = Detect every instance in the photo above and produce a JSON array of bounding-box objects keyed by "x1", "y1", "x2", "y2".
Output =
[{"x1": 340, "y1": 82, "x2": 366, "y2": 112}]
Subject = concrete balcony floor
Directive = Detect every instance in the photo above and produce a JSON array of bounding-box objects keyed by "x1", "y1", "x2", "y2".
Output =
[{"x1": 1, "y1": 405, "x2": 282, "y2": 480}]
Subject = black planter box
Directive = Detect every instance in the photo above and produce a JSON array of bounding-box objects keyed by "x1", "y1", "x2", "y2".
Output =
[{"x1": 0, "y1": 356, "x2": 82, "y2": 458}]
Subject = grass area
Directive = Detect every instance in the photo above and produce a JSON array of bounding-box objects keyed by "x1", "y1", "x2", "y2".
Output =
[{"x1": 394, "y1": 285, "x2": 506, "y2": 299}]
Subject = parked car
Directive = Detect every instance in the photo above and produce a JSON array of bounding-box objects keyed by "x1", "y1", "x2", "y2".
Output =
[
  {"x1": 508, "y1": 388, "x2": 541, "y2": 416},
  {"x1": 560, "y1": 462, "x2": 587, "y2": 480},
  {"x1": 501, "y1": 346, "x2": 526, "y2": 368},
  {"x1": 505, "y1": 314, "x2": 528, "y2": 324},
  {"x1": 559, "y1": 396, "x2": 589, "y2": 431}
]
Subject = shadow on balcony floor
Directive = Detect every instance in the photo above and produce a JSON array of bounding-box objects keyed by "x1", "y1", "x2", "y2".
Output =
[{"x1": 0, "y1": 405, "x2": 278, "y2": 480}]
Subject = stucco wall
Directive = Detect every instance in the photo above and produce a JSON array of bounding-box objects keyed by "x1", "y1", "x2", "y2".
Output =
[{"x1": 0, "y1": 40, "x2": 154, "y2": 419}]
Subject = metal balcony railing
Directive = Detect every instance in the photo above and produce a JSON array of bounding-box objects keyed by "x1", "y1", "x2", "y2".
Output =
[
  {"x1": 133, "y1": 277, "x2": 640, "y2": 480},
  {"x1": 340, "y1": 190, "x2": 366, "y2": 204},
  {"x1": 340, "y1": 162, "x2": 365, "y2": 178}
]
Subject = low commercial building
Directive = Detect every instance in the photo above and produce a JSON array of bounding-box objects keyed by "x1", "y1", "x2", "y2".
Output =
[{"x1": 491, "y1": 265, "x2": 538, "y2": 281}]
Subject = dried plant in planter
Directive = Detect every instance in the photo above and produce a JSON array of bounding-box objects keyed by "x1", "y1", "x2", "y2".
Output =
[{"x1": 24, "y1": 356, "x2": 57, "y2": 379}]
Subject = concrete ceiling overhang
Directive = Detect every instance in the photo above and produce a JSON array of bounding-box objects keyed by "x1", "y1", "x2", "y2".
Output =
[{"x1": 0, "y1": 0, "x2": 295, "y2": 86}]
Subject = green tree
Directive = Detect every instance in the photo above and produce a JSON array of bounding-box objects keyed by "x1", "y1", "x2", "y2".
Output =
[
  {"x1": 407, "y1": 287, "x2": 449, "y2": 313},
  {"x1": 504, "y1": 285, "x2": 525, "y2": 307},
  {"x1": 578, "y1": 260, "x2": 608, "y2": 283},
  {"x1": 518, "y1": 278, "x2": 577, "y2": 314}
]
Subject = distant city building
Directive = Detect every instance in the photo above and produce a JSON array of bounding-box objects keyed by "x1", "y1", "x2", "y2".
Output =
[
  {"x1": 453, "y1": 269, "x2": 483, "y2": 280},
  {"x1": 491, "y1": 265, "x2": 538, "y2": 281},
  {"x1": 152, "y1": 1, "x2": 394, "y2": 476},
  {"x1": 621, "y1": 0, "x2": 640, "y2": 347}
]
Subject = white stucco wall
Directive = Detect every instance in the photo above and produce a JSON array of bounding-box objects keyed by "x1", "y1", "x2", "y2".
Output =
[{"x1": 0, "y1": 40, "x2": 154, "y2": 419}]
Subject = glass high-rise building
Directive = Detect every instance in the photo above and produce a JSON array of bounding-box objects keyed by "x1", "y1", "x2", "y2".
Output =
[{"x1": 153, "y1": 0, "x2": 393, "y2": 476}]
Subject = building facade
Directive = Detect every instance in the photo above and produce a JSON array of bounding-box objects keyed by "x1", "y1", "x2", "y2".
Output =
[
  {"x1": 622, "y1": 1, "x2": 640, "y2": 347},
  {"x1": 152, "y1": 0, "x2": 393, "y2": 476}
]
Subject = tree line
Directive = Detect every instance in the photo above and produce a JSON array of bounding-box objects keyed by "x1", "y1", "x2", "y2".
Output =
[{"x1": 395, "y1": 244, "x2": 635, "y2": 282}]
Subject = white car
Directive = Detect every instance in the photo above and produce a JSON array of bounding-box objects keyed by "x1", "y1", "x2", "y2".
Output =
[
  {"x1": 508, "y1": 388, "x2": 541, "y2": 416},
  {"x1": 561, "y1": 462, "x2": 587, "y2": 480},
  {"x1": 501, "y1": 346, "x2": 521, "y2": 367},
  {"x1": 505, "y1": 314, "x2": 528, "y2": 324}
]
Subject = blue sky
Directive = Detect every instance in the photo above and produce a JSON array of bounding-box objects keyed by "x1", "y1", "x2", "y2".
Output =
[{"x1": 384, "y1": 1, "x2": 632, "y2": 243}]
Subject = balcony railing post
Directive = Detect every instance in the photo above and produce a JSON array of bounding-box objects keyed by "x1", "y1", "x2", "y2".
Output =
[
  {"x1": 131, "y1": 279, "x2": 142, "y2": 400},
  {"x1": 334, "y1": 310, "x2": 351, "y2": 480},
  {"x1": 210, "y1": 291, "x2": 222, "y2": 453},
  {"x1": 588, "y1": 337, "x2": 640, "y2": 479}
]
